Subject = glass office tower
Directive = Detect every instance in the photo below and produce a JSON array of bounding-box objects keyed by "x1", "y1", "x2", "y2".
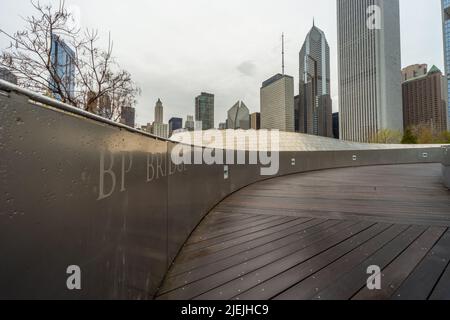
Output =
[
  {"x1": 298, "y1": 23, "x2": 333, "y2": 137},
  {"x1": 195, "y1": 92, "x2": 215, "y2": 130},
  {"x1": 50, "y1": 34, "x2": 75, "y2": 100}
]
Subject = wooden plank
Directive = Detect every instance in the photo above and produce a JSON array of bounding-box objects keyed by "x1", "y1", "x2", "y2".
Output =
[
  {"x1": 157, "y1": 164, "x2": 450, "y2": 300},
  {"x1": 429, "y1": 253, "x2": 450, "y2": 299},
  {"x1": 180, "y1": 217, "x2": 304, "y2": 258},
  {"x1": 352, "y1": 226, "x2": 446, "y2": 300},
  {"x1": 312, "y1": 225, "x2": 427, "y2": 300},
  {"x1": 160, "y1": 219, "x2": 338, "y2": 294},
  {"x1": 238, "y1": 224, "x2": 408, "y2": 300},
  {"x1": 196, "y1": 212, "x2": 265, "y2": 229},
  {"x1": 167, "y1": 218, "x2": 325, "y2": 279},
  {"x1": 218, "y1": 164, "x2": 450, "y2": 227},
  {"x1": 186, "y1": 215, "x2": 287, "y2": 245},
  {"x1": 201, "y1": 223, "x2": 391, "y2": 300},
  {"x1": 157, "y1": 221, "x2": 366, "y2": 300},
  {"x1": 192, "y1": 222, "x2": 376, "y2": 300},
  {"x1": 393, "y1": 228, "x2": 450, "y2": 300},
  {"x1": 218, "y1": 205, "x2": 450, "y2": 227}
]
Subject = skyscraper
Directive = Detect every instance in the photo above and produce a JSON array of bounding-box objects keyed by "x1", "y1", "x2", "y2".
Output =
[
  {"x1": 185, "y1": 115, "x2": 195, "y2": 131},
  {"x1": 298, "y1": 22, "x2": 333, "y2": 138},
  {"x1": 260, "y1": 74, "x2": 295, "y2": 132},
  {"x1": 152, "y1": 99, "x2": 168, "y2": 138},
  {"x1": 154, "y1": 98, "x2": 164, "y2": 124},
  {"x1": 169, "y1": 117, "x2": 183, "y2": 136},
  {"x1": 195, "y1": 92, "x2": 215, "y2": 130},
  {"x1": 402, "y1": 65, "x2": 448, "y2": 133},
  {"x1": 337, "y1": 0, "x2": 403, "y2": 142},
  {"x1": 250, "y1": 112, "x2": 261, "y2": 130},
  {"x1": 227, "y1": 101, "x2": 250, "y2": 129},
  {"x1": 152, "y1": 123, "x2": 169, "y2": 139},
  {"x1": 294, "y1": 95, "x2": 300, "y2": 132},
  {"x1": 50, "y1": 34, "x2": 75, "y2": 100},
  {"x1": 120, "y1": 106, "x2": 136, "y2": 128},
  {"x1": 442, "y1": 0, "x2": 450, "y2": 130},
  {"x1": 402, "y1": 64, "x2": 428, "y2": 81},
  {"x1": 141, "y1": 123, "x2": 153, "y2": 134},
  {"x1": 333, "y1": 112, "x2": 340, "y2": 139}
]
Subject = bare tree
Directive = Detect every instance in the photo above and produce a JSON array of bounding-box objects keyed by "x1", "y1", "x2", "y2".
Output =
[{"x1": 0, "y1": 0, "x2": 140, "y2": 121}]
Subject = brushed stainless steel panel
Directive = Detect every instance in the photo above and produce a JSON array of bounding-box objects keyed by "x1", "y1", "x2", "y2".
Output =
[{"x1": 0, "y1": 92, "x2": 168, "y2": 299}]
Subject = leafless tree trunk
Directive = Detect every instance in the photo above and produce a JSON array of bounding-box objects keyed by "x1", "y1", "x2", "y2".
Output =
[{"x1": 0, "y1": 0, "x2": 140, "y2": 122}]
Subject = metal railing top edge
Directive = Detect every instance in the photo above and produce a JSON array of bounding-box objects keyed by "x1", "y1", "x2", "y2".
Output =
[{"x1": 0, "y1": 79, "x2": 169, "y2": 143}]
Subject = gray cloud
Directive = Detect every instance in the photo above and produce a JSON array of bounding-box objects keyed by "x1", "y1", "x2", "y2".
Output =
[{"x1": 237, "y1": 61, "x2": 257, "y2": 77}]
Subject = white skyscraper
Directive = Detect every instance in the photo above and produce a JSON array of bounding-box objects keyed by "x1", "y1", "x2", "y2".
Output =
[
  {"x1": 337, "y1": 0, "x2": 403, "y2": 142},
  {"x1": 154, "y1": 98, "x2": 164, "y2": 124},
  {"x1": 260, "y1": 74, "x2": 295, "y2": 132},
  {"x1": 152, "y1": 98, "x2": 168, "y2": 138}
]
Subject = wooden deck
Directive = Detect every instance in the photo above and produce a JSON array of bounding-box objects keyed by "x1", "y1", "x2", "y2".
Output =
[{"x1": 157, "y1": 164, "x2": 450, "y2": 300}]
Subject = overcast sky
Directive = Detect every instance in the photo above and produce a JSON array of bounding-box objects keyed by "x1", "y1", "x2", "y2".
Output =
[{"x1": 0, "y1": 0, "x2": 445, "y2": 127}]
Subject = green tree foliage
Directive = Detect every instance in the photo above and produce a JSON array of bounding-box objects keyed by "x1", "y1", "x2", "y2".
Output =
[{"x1": 401, "y1": 128, "x2": 418, "y2": 144}]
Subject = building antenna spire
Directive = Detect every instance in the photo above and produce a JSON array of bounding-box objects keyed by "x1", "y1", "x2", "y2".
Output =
[{"x1": 282, "y1": 33, "x2": 285, "y2": 75}]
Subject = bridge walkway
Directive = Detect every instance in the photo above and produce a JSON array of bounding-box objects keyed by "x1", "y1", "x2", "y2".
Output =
[{"x1": 157, "y1": 164, "x2": 450, "y2": 300}]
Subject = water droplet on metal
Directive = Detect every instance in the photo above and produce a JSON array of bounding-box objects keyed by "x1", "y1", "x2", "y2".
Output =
[{"x1": 15, "y1": 117, "x2": 24, "y2": 125}]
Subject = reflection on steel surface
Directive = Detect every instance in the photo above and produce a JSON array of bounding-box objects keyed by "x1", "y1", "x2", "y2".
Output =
[{"x1": 171, "y1": 129, "x2": 441, "y2": 152}]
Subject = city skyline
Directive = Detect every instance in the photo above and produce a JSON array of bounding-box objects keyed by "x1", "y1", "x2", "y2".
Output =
[{"x1": 0, "y1": 0, "x2": 445, "y2": 128}]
